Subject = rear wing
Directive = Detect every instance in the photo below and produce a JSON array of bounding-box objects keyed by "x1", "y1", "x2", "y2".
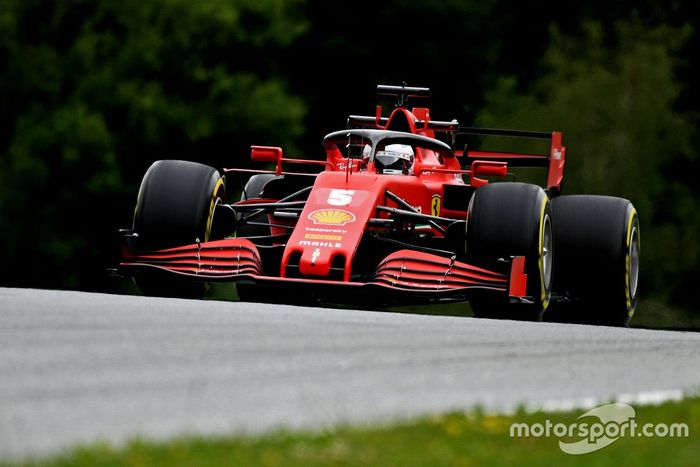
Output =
[
  {"x1": 347, "y1": 116, "x2": 567, "y2": 194},
  {"x1": 348, "y1": 84, "x2": 566, "y2": 193},
  {"x1": 455, "y1": 127, "x2": 566, "y2": 194}
]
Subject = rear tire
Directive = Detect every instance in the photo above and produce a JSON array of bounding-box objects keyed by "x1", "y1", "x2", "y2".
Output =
[
  {"x1": 132, "y1": 160, "x2": 225, "y2": 299},
  {"x1": 467, "y1": 183, "x2": 553, "y2": 321},
  {"x1": 547, "y1": 195, "x2": 639, "y2": 326}
]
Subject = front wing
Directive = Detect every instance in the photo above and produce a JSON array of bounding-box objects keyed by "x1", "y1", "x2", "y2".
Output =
[{"x1": 117, "y1": 238, "x2": 528, "y2": 302}]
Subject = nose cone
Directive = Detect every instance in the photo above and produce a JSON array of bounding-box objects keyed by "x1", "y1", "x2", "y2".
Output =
[
  {"x1": 282, "y1": 172, "x2": 381, "y2": 281},
  {"x1": 298, "y1": 240, "x2": 343, "y2": 277}
]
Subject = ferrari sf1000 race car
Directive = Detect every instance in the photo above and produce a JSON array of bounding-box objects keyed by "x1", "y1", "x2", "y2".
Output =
[{"x1": 114, "y1": 85, "x2": 640, "y2": 326}]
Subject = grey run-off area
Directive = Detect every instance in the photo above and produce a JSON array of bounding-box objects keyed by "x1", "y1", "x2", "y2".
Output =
[{"x1": 1, "y1": 288, "x2": 699, "y2": 459}]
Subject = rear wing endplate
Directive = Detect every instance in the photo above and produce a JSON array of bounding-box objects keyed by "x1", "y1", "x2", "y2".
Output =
[{"x1": 456, "y1": 127, "x2": 566, "y2": 194}]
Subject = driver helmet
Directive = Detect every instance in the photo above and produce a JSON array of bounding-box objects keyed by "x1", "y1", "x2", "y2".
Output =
[{"x1": 375, "y1": 144, "x2": 414, "y2": 175}]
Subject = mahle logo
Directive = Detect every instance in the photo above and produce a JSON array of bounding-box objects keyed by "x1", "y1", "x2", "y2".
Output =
[{"x1": 509, "y1": 403, "x2": 689, "y2": 455}]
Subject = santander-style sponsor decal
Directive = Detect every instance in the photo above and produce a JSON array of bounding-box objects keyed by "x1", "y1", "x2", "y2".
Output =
[{"x1": 308, "y1": 209, "x2": 356, "y2": 226}]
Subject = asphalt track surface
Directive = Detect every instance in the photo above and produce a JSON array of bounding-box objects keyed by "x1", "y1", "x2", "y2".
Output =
[{"x1": 1, "y1": 288, "x2": 700, "y2": 459}]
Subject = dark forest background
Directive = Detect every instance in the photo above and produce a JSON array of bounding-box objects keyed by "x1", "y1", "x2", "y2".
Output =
[{"x1": 1, "y1": 0, "x2": 698, "y2": 319}]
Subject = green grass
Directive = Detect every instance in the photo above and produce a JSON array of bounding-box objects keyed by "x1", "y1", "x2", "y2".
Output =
[{"x1": 7, "y1": 396, "x2": 699, "y2": 467}]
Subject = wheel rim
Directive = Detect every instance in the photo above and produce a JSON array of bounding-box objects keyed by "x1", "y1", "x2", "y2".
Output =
[
  {"x1": 542, "y1": 214, "x2": 553, "y2": 291},
  {"x1": 629, "y1": 226, "x2": 639, "y2": 300}
]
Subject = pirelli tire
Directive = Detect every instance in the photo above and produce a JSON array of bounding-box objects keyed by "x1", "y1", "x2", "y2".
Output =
[
  {"x1": 467, "y1": 183, "x2": 553, "y2": 321},
  {"x1": 548, "y1": 195, "x2": 640, "y2": 327},
  {"x1": 132, "y1": 160, "x2": 225, "y2": 299}
]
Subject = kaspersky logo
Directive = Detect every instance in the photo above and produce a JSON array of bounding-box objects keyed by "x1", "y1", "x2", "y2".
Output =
[{"x1": 308, "y1": 209, "x2": 356, "y2": 226}]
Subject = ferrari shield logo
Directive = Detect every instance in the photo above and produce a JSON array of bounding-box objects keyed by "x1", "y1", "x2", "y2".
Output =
[{"x1": 431, "y1": 194, "x2": 441, "y2": 217}]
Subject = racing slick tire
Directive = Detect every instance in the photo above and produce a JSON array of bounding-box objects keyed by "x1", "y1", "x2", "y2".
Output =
[
  {"x1": 467, "y1": 183, "x2": 553, "y2": 321},
  {"x1": 546, "y1": 195, "x2": 640, "y2": 327},
  {"x1": 132, "y1": 160, "x2": 225, "y2": 299},
  {"x1": 235, "y1": 174, "x2": 286, "y2": 303}
]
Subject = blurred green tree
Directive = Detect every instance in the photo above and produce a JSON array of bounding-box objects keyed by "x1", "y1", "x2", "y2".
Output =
[
  {"x1": 0, "y1": 0, "x2": 307, "y2": 289},
  {"x1": 285, "y1": 0, "x2": 505, "y2": 156},
  {"x1": 476, "y1": 19, "x2": 697, "y2": 303}
]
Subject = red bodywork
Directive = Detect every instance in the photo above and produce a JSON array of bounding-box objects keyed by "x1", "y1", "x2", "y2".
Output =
[{"x1": 120, "y1": 100, "x2": 561, "y2": 304}]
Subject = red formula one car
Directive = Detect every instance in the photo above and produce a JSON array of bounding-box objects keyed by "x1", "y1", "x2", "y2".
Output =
[{"x1": 115, "y1": 85, "x2": 640, "y2": 326}]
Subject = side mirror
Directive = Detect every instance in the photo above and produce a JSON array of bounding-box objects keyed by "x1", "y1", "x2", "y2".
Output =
[
  {"x1": 470, "y1": 161, "x2": 507, "y2": 188},
  {"x1": 251, "y1": 146, "x2": 282, "y2": 163}
]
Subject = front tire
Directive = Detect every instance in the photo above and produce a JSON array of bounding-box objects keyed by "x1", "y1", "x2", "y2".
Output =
[
  {"x1": 547, "y1": 195, "x2": 639, "y2": 326},
  {"x1": 132, "y1": 160, "x2": 225, "y2": 298},
  {"x1": 467, "y1": 183, "x2": 553, "y2": 321}
]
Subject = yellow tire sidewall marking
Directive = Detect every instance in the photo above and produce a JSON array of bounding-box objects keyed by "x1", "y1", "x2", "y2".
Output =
[
  {"x1": 625, "y1": 207, "x2": 638, "y2": 316},
  {"x1": 538, "y1": 196, "x2": 550, "y2": 309},
  {"x1": 205, "y1": 178, "x2": 225, "y2": 242}
]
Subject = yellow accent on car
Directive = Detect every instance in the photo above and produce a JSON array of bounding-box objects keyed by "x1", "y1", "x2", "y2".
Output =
[
  {"x1": 309, "y1": 209, "x2": 356, "y2": 226},
  {"x1": 431, "y1": 194, "x2": 442, "y2": 217}
]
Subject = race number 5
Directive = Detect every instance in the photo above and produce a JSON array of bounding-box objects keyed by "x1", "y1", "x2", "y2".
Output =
[{"x1": 327, "y1": 189, "x2": 355, "y2": 206}]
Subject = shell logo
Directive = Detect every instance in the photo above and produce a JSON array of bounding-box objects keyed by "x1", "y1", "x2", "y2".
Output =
[{"x1": 308, "y1": 209, "x2": 356, "y2": 226}]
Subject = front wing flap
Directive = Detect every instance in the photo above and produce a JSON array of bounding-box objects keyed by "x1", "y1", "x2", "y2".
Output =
[
  {"x1": 118, "y1": 239, "x2": 527, "y2": 301},
  {"x1": 120, "y1": 238, "x2": 263, "y2": 278}
]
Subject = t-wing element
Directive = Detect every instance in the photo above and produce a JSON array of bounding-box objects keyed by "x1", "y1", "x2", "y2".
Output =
[{"x1": 377, "y1": 84, "x2": 430, "y2": 108}]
